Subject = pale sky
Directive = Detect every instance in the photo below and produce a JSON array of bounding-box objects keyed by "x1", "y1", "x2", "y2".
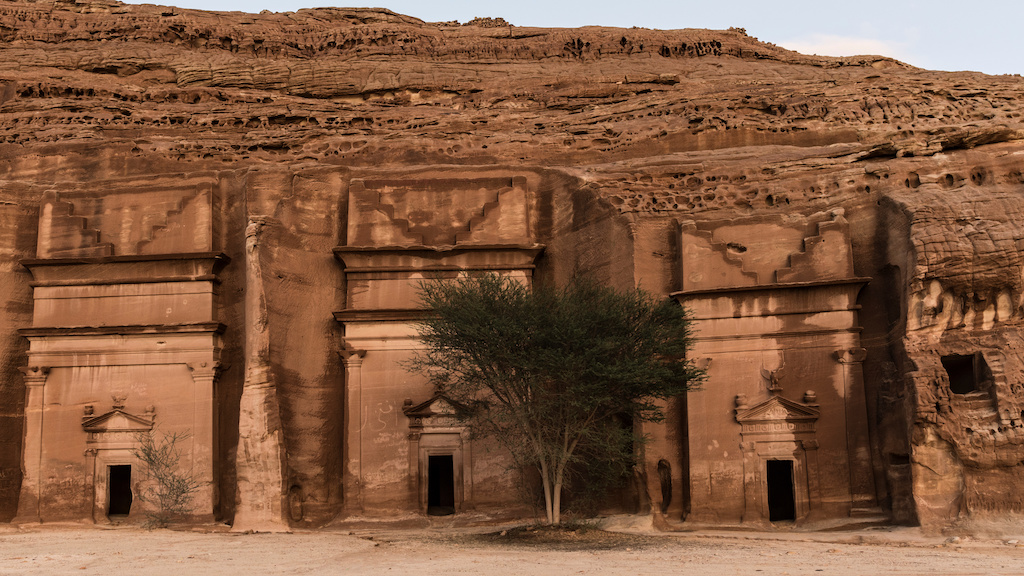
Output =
[{"x1": 122, "y1": 0, "x2": 1021, "y2": 76}]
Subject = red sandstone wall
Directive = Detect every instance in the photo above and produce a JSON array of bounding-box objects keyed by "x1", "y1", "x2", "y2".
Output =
[{"x1": 2, "y1": 0, "x2": 1024, "y2": 527}]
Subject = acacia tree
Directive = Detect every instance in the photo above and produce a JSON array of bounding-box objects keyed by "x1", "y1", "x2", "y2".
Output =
[
  {"x1": 133, "y1": 430, "x2": 203, "y2": 528},
  {"x1": 410, "y1": 274, "x2": 704, "y2": 524}
]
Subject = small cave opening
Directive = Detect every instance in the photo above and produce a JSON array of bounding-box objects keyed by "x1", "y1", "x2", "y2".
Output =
[
  {"x1": 941, "y1": 353, "x2": 991, "y2": 395},
  {"x1": 657, "y1": 459, "x2": 672, "y2": 514},
  {"x1": 888, "y1": 453, "x2": 911, "y2": 466}
]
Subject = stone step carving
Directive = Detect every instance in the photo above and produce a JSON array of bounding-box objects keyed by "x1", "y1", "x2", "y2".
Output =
[
  {"x1": 775, "y1": 211, "x2": 855, "y2": 283},
  {"x1": 454, "y1": 176, "x2": 528, "y2": 244},
  {"x1": 135, "y1": 186, "x2": 209, "y2": 254},
  {"x1": 36, "y1": 191, "x2": 114, "y2": 259},
  {"x1": 680, "y1": 220, "x2": 760, "y2": 289},
  {"x1": 348, "y1": 176, "x2": 530, "y2": 247},
  {"x1": 360, "y1": 181, "x2": 427, "y2": 245}
]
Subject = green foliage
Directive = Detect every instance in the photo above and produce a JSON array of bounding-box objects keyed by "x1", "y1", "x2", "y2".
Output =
[
  {"x1": 133, "y1": 430, "x2": 203, "y2": 529},
  {"x1": 410, "y1": 274, "x2": 704, "y2": 523}
]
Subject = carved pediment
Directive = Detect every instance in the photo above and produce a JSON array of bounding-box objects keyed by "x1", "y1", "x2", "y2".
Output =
[
  {"x1": 82, "y1": 408, "x2": 155, "y2": 444},
  {"x1": 404, "y1": 394, "x2": 468, "y2": 429},
  {"x1": 735, "y1": 395, "x2": 818, "y2": 436}
]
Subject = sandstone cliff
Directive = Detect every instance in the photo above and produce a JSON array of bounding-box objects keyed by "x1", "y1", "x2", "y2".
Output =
[{"x1": 2, "y1": 0, "x2": 1024, "y2": 527}]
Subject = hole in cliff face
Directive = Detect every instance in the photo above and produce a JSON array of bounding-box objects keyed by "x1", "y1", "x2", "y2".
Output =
[
  {"x1": 888, "y1": 453, "x2": 910, "y2": 466},
  {"x1": 657, "y1": 459, "x2": 672, "y2": 514},
  {"x1": 726, "y1": 242, "x2": 747, "y2": 253},
  {"x1": 943, "y1": 174, "x2": 956, "y2": 188},
  {"x1": 941, "y1": 353, "x2": 990, "y2": 394},
  {"x1": 288, "y1": 485, "x2": 304, "y2": 522}
]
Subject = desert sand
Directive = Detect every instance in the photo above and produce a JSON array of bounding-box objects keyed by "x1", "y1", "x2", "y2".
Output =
[{"x1": 0, "y1": 519, "x2": 1022, "y2": 576}]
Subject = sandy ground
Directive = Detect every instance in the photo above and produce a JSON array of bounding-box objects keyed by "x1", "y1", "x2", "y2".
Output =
[{"x1": 0, "y1": 519, "x2": 1023, "y2": 576}]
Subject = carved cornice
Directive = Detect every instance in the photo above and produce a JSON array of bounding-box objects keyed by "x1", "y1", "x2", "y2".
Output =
[
  {"x1": 20, "y1": 252, "x2": 230, "y2": 284},
  {"x1": 333, "y1": 309, "x2": 430, "y2": 323},
  {"x1": 671, "y1": 277, "x2": 870, "y2": 298},
  {"x1": 334, "y1": 244, "x2": 546, "y2": 272},
  {"x1": 20, "y1": 322, "x2": 226, "y2": 337}
]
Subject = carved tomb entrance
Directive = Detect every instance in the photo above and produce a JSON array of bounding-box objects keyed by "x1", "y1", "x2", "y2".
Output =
[
  {"x1": 675, "y1": 212, "x2": 879, "y2": 524},
  {"x1": 107, "y1": 465, "x2": 133, "y2": 517},
  {"x1": 404, "y1": 395, "x2": 471, "y2": 515},
  {"x1": 735, "y1": 385, "x2": 821, "y2": 524},
  {"x1": 765, "y1": 459, "x2": 795, "y2": 522},
  {"x1": 334, "y1": 173, "x2": 543, "y2": 515},
  {"x1": 82, "y1": 402, "x2": 156, "y2": 520}
]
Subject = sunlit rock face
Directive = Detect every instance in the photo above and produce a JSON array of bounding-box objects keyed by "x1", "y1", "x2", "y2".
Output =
[{"x1": 2, "y1": 0, "x2": 1024, "y2": 529}]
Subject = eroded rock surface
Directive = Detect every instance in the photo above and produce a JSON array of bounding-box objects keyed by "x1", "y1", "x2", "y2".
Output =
[{"x1": 2, "y1": 0, "x2": 1024, "y2": 528}]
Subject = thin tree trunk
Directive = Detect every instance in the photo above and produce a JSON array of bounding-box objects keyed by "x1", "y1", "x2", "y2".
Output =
[
  {"x1": 539, "y1": 458, "x2": 554, "y2": 524},
  {"x1": 551, "y1": 454, "x2": 570, "y2": 525},
  {"x1": 552, "y1": 477, "x2": 562, "y2": 525}
]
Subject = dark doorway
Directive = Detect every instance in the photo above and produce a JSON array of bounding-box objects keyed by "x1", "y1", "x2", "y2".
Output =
[
  {"x1": 766, "y1": 460, "x2": 795, "y2": 522},
  {"x1": 427, "y1": 455, "x2": 455, "y2": 516},
  {"x1": 108, "y1": 465, "x2": 133, "y2": 517}
]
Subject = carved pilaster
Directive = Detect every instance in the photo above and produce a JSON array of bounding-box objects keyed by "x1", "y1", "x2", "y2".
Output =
[
  {"x1": 340, "y1": 346, "x2": 366, "y2": 513},
  {"x1": 84, "y1": 448, "x2": 98, "y2": 523},
  {"x1": 833, "y1": 346, "x2": 877, "y2": 511},
  {"x1": 15, "y1": 366, "x2": 49, "y2": 524},
  {"x1": 740, "y1": 440, "x2": 760, "y2": 524},
  {"x1": 802, "y1": 440, "x2": 822, "y2": 516},
  {"x1": 187, "y1": 361, "x2": 223, "y2": 516}
]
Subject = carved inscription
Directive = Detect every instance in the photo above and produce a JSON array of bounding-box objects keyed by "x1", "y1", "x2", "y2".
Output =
[{"x1": 741, "y1": 421, "x2": 815, "y2": 435}]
